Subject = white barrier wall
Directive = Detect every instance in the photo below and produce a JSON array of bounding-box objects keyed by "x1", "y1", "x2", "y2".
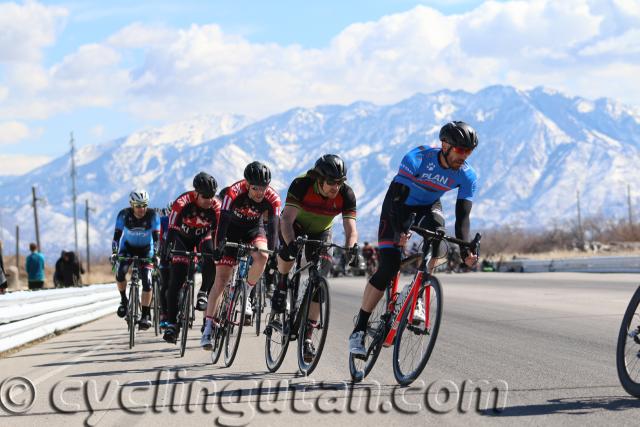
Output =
[
  {"x1": 0, "y1": 284, "x2": 118, "y2": 353},
  {"x1": 497, "y1": 256, "x2": 640, "y2": 273}
]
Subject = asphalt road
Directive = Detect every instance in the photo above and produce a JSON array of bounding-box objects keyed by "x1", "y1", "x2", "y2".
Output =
[{"x1": 2, "y1": 272, "x2": 640, "y2": 426}]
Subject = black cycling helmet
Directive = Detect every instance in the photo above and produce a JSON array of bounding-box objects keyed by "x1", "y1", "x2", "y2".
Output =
[
  {"x1": 193, "y1": 172, "x2": 217, "y2": 198},
  {"x1": 313, "y1": 154, "x2": 347, "y2": 180},
  {"x1": 244, "y1": 161, "x2": 271, "y2": 186},
  {"x1": 439, "y1": 121, "x2": 478, "y2": 150}
]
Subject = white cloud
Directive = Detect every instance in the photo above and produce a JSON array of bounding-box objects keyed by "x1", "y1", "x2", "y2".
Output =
[
  {"x1": 0, "y1": 1, "x2": 67, "y2": 63},
  {"x1": 0, "y1": 121, "x2": 30, "y2": 144},
  {"x1": 0, "y1": 0, "x2": 639, "y2": 123},
  {"x1": 0, "y1": 154, "x2": 51, "y2": 175}
]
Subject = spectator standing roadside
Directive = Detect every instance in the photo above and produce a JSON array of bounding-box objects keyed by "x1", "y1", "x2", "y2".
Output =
[
  {"x1": 0, "y1": 240, "x2": 7, "y2": 294},
  {"x1": 25, "y1": 243, "x2": 45, "y2": 290}
]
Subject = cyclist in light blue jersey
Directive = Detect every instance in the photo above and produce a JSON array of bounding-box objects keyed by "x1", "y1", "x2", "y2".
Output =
[
  {"x1": 349, "y1": 121, "x2": 480, "y2": 356},
  {"x1": 112, "y1": 190, "x2": 161, "y2": 330}
]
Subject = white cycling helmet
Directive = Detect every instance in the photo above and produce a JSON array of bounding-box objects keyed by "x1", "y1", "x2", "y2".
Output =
[{"x1": 129, "y1": 189, "x2": 149, "y2": 206}]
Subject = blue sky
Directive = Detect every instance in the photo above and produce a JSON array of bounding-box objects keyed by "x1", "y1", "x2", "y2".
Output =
[{"x1": 1, "y1": 0, "x2": 638, "y2": 174}]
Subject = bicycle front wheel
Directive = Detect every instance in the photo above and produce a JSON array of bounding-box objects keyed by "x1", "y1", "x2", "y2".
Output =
[
  {"x1": 211, "y1": 288, "x2": 228, "y2": 365},
  {"x1": 392, "y1": 275, "x2": 442, "y2": 386},
  {"x1": 128, "y1": 284, "x2": 139, "y2": 349},
  {"x1": 298, "y1": 277, "x2": 330, "y2": 375},
  {"x1": 224, "y1": 283, "x2": 247, "y2": 367},
  {"x1": 255, "y1": 278, "x2": 263, "y2": 336},
  {"x1": 349, "y1": 291, "x2": 388, "y2": 382},
  {"x1": 265, "y1": 287, "x2": 293, "y2": 372},
  {"x1": 616, "y1": 285, "x2": 640, "y2": 398},
  {"x1": 180, "y1": 285, "x2": 192, "y2": 358}
]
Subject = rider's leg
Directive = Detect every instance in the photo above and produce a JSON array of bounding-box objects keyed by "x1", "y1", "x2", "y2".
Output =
[
  {"x1": 353, "y1": 247, "x2": 401, "y2": 333},
  {"x1": 247, "y1": 239, "x2": 268, "y2": 286},
  {"x1": 115, "y1": 260, "x2": 131, "y2": 317},
  {"x1": 204, "y1": 264, "x2": 234, "y2": 321},
  {"x1": 198, "y1": 236, "x2": 216, "y2": 296},
  {"x1": 139, "y1": 264, "x2": 154, "y2": 328}
]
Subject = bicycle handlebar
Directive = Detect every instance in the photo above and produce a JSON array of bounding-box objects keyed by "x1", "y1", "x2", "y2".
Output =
[
  {"x1": 169, "y1": 249, "x2": 217, "y2": 258},
  {"x1": 294, "y1": 236, "x2": 357, "y2": 252},
  {"x1": 223, "y1": 241, "x2": 274, "y2": 255}
]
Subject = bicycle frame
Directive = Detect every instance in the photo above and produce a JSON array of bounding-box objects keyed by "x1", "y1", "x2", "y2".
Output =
[{"x1": 383, "y1": 251, "x2": 432, "y2": 347}]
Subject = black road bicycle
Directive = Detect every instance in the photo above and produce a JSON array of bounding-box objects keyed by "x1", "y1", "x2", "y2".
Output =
[
  {"x1": 264, "y1": 237, "x2": 354, "y2": 375},
  {"x1": 210, "y1": 242, "x2": 273, "y2": 367}
]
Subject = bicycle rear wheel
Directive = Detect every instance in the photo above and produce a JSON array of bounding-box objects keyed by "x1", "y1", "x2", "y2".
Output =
[
  {"x1": 298, "y1": 277, "x2": 330, "y2": 375},
  {"x1": 349, "y1": 291, "x2": 388, "y2": 382},
  {"x1": 265, "y1": 286, "x2": 293, "y2": 372},
  {"x1": 179, "y1": 284, "x2": 192, "y2": 358},
  {"x1": 392, "y1": 275, "x2": 442, "y2": 386},
  {"x1": 224, "y1": 283, "x2": 247, "y2": 367},
  {"x1": 128, "y1": 284, "x2": 139, "y2": 349},
  {"x1": 616, "y1": 285, "x2": 640, "y2": 398}
]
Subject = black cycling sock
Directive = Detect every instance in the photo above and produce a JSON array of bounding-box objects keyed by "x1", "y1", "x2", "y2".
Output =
[
  {"x1": 141, "y1": 306, "x2": 150, "y2": 316},
  {"x1": 119, "y1": 290, "x2": 127, "y2": 302},
  {"x1": 354, "y1": 309, "x2": 371, "y2": 333}
]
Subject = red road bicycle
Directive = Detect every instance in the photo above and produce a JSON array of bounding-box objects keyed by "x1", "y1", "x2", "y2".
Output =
[{"x1": 349, "y1": 220, "x2": 481, "y2": 385}]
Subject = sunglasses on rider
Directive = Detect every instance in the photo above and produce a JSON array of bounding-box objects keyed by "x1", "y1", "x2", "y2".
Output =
[
  {"x1": 197, "y1": 193, "x2": 215, "y2": 200},
  {"x1": 132, "y1": 203, "x2": 147, "y2": 209},
  {"x1": 325, "y1": 178, "x2": 346, "y2": 186},
  {"x1": 450, "y1": 146, "x2": 474, "y2": 155},
  {"x1": 250, "y1": 185, "x2": 267, "y2": 192}
]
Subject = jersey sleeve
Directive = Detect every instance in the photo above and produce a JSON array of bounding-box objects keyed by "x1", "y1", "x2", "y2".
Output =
[
  {"x1": 168, "y1": 192, "x2": 191, "y2": 231},
  {"x1": 394, "y1": 146, "x2": 424, "y2": 188},
  {"x1": 285, "y1": 177, "x2": 311, "y2": 209},
  {"x1": 341, "y1": 185, "x2": 357, "y2": 220},
  {"x1": 457, "y1": 167, "x2": 478, "y2": 201},
  {"x1": 114, "y1": 209, "x2": 126, "y2": 231},
  {"x1": 265, "y1": 187, "x2": 282, "y2": 218}
]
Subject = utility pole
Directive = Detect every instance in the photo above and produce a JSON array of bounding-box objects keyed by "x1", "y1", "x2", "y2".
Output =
[
  {"x1": 628, "y1": 184, "x2": 633, "y2": 226},
  {"x1": 15, "y1": 225, "x2": 19, "y2": 271},
  {"x1": 85, "y1": 199, "x2": 95, "y2": 274},
  {"x1": 70, "y1": 132, "x2": 79, "y2": 254},
  {"x1": 32, "y1": 186, "x2": 42, "y2": 251}
]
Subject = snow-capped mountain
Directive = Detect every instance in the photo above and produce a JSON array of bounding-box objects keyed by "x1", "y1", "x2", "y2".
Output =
[{"x1": 1, "y1": 85, "x2": 639, "y2": 259}]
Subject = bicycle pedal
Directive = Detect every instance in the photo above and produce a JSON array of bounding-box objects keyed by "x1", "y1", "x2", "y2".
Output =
[{"x1": 354, "y1": 353, "x2": 367, "y2": 361}]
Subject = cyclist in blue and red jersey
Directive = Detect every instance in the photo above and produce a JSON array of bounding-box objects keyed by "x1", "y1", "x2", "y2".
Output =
[
  {"x1": 200, "y1": 161, "x2": 281, "y2": 349},
  {"x1": 112, "y1": 189, "x2": 160, "y2": 330},
  {"x1": 163, "y1": 172, "x2": 221, "y2": 344},
  {"x1": 349, "y1": 121, "x2": 480, "y2": 356}
]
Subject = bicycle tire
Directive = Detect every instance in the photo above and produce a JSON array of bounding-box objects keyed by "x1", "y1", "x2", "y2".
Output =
[
  {"x1": 297, "y1": 277, "x2": 331, "y2": 375},
  {"x1": 255, "y1": 278, "x2": 263, "y2": 336},
  {"x1": 128, "y1": 283, "x2": 138, "y2": 349},
  {"x1": 265, "y1": 286, "x2": 293, "y2": 372},
  {"x1": 180, "y1": 284, "x2": 192, "y2": 358},
  {"x1": 392, "y1": 275, "x2": 442, "y2": 386},
  {"x1": 211, "y1": 286, "x2": 229, "y2": 365},
  {"x1": 616, "y1": 285, "x2": 640, "y2": 398},
  {"x1": 349, "y1": 290, "x2": 388, "y2": 382},
  {"x1": 152, "y1": 272, "x2": 160, "y2": 336},
  {"x1": 224, "y1": 282, "x2": 247, "y2": 367}
]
